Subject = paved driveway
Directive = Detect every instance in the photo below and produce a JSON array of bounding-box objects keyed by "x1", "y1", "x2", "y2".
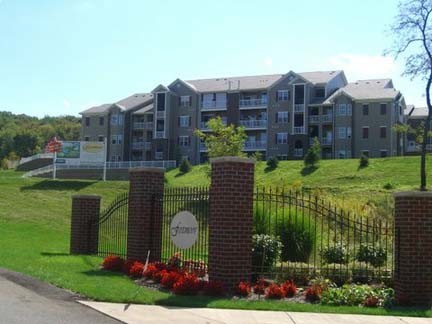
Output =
[{"x1": 0, "y1": 269, "x2": 121, "y2": 324}]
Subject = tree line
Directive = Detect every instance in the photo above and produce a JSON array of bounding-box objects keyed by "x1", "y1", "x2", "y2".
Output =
[{"x1": 0, "y1": 111, "x2": 81, "y2": 161}]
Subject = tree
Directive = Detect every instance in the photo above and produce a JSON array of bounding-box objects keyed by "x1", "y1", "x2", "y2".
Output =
[
  {"x1": 179, "y1": 158, "x2": 192, "y2": 174},
  {"x1": 387, "y1": 0, "x2": 432, "y2": 190},
  {"x1": 194, "y1": 117, "x2": 247, "y2": 158},
  {"x1": 304, "y1": 137, "x2": 321, "y2": 167}
]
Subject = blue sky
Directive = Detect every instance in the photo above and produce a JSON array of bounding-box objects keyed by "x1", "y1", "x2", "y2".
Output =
[{"x1": 0, "y1": 0, "x2": 425, "y2": 117}]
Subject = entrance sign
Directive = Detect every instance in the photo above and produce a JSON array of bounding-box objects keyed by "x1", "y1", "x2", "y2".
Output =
[{"x1": 170, "y1": 211, "x2": 198, "y2": 249}]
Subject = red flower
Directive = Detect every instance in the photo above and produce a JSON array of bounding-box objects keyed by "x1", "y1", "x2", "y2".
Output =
[
  {"x1": 364, "y1": 296, "x2": 379, "y2": 307},
  {"x1": 281, "y1": 280, "x2": 297, "y2": 298},
  {"x1": 203, "y1": 280, "x2": 226, "y2": 296},
  {"x1": 122, "y1": 259, "x2": 136, "y2": 275},
  {"x1": 102, "y1": 255, "x2": 124, "y2": 271},
  {"x1": 143, "y1": 263, "x2": 157, "y2": 279},
  {"x1": 172, "y1": 273, "x2": 200, "y2": 295},
  {"x1": 265, "y1": 283, "x2": 284, "y2": 299},
  {"x1": 305, "y1": 285, "x2": 322, "y2": 302},
  {"x1": 129, "y1": 261, "x2": 145, "y2": 278},
  {"x1": 153, "y1": 269, "x2": 168, "y2": 283},
  {"x1": 160, "y1": 271, "x2": 182, "y2": 289},
  {"x1": 235, "y1": 281, "x2": 251, "y2": 297},
  {"x1": 253, "y1": 278, "x2": 267, "y2": 295}
]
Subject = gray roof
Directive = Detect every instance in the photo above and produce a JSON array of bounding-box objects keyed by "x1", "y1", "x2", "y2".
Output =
[
  {"x1": 298, "y1": 70, "x2": 343, "y2": 85},
  {"x1": 409, "y1": 106, "x2": 429, "y2": 118},
  {"x1": 324, "y1": 79, "x2": 399, "y2": 103},
  {"x1": 80, "y1": 103, "x2": 113, "y2": 115},
  {"x1": 115, "y1": 93, "x2": 153, "y2": 111},
  {"x1": 133, "y1": 104, "x2": 154, "y2": 115}
]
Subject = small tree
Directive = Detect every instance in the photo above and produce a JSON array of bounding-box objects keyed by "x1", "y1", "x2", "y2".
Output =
[
  {"x1": 194, "y1": 117, "x2": 247, "y2": 158},
  {"x1": 304, "y1": 137, "x2": 321, "y2": 167},
  {"x1": 179, "y1": 158, "x2": 192, "y2": 174},
  {"x1": 266, "y1": 156, "x2": 279, "y2": 170},
  {"x1": 359, "y1": 154, "x2": 369, "y2": 168}
]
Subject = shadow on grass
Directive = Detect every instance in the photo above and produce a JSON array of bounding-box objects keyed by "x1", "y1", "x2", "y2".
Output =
[
  {"x1": 174, "y1": 172, "x2": 186, "y2": 178},
  {"x1": 82, "y1": 269, "x2": 125, "y2": 278},
  {"x1": 301, "y1": 165, "x2": 318, "y2": 176},
  {"x1": 264, "y1": 167, "x2": 276, "y2": 173},
  {"x1": 20, "y1": 180, "x2": 95, "y2": 191}
]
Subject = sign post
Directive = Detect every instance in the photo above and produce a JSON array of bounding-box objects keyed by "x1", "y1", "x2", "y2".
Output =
[{"x1": 45, "y1": 137, "x2": 62, "y2": 180}]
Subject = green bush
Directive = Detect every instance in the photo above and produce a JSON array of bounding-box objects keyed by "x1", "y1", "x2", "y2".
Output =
[
  {"x1": 382, "y1": 182, "x2": 396, "y2": 190},
  {"x1": 252, "y1": 234, "x2": 283, "y2": 271},
  {"x1": 179, "y1": 159, "x2": 192, "y2": 174},
  {"x1": 1, "y1": 158, "x2": 9, "y2": 170},
  {"x1": 320, "y1": 243, "x2": 349, "y2": 264},
  {"x1": 266, "y1": 156, "x2": 279, "y2": 170},
  {"x1": 318, "y1": 264, "x2": 352, "y2": 286},
  {"x1": 304, "y1": 137, "x2": 321, "y2": 167},
  {"x1": 356, "y1": 244, "x2": 387, "y2": 267},
  {"x1": 321, "y1": 284, "x2": 394, "y2": 307},
  {"x1": 277, "y1": 213, "x2": 315, "y2": 263},
  {"x1": 359, "y1": 154, "x2": 369, "y2": 168}
]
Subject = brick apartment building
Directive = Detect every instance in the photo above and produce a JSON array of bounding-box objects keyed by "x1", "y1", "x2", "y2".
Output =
[{"x1": 80, "y1": 70, "x2": 407, "y2": 164}]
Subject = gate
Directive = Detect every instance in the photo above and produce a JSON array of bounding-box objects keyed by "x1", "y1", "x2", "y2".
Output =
[
  {"x1": 93, "y1": 192, "x2": 129, "y2": 258},
  {"x1": 158, "y1": 187, "x2": 210, "y2": 267}
]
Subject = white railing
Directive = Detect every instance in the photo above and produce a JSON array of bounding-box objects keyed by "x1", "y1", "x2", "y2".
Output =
[
  {"x1": 293, "y1": 126, "x2": 305, "y2": 134},
  {"x1": 132, "y1": 142, "x2": 152, "y2": 150},
  {"x1": 155, "y1": 131, "x2": 165, "y2": 138},
  {"x1": 19, "y1": 153, "x2": 54, "y2": 165},
  {"x1": 294, "y1": 104, "x2": 305, "y2": 113},
  {"x1": 239, "y1": 119, "x2": 267, "y2": 129},
  {"x1": 309, "y1": 115, "x2": 320, "y2": 123},
  {"x1": 243, "y1": 140, "x2": 267, "y2": 150},
  {"x1": 239, "y1": 98, "x2": 267, "y2": 108},
  {"x1": 294, "y1": 148, "x2": 304, "y2": 157},
  {"x1": 22, "y1": 160, "x2": 177, "y2": 177},
  {"x1": 201, "y1": 102, "x2": 227, "y2": 110},
  {"x1": 133, "y1": 122, "x2": 153, "y2": 130},
  {"x1": 321, "y1": 114, "x2": 333, "y2": 122}
]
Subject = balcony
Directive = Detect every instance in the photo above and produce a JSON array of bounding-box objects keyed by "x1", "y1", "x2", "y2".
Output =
[
  {"x1": 132, "y1": 142, "x2": 152, "y2": 150},
  {"x1": 200, "y1": 118, "x2": 227, "y2": 131},
  {"x1": 239, "y1": 119, "x2": 267, "y2": 129},
  {"x1": 239, "y1": 98, "x2": 267, "y2": 109},
  {"x1": 133, "y1": 122, "x2": 153, "y2": 130},
  {"x1": 201, "y1": 101, "x2": 227, "y2": 111},
  {"x1": 243, "y1": 140, "x2": 266, "y2": 151},
  {"x1": 294, "y1": 104, "x2": 305, "y2": 113},
  {"x1": 293, "y1": 126, "x2": 305, "y2": 134},
  {"x1": 294, "y1": 148, "x2": 304, "y2": 157},
  {"x1": 309, "y1": 115, "x2": 320, "y2": 123},
  {"x1": 322, "y1": 114, "x2": 333, "y2": 123},
  {"x1": 155, "y1": 131, "x2": 165, "y2": 139}
]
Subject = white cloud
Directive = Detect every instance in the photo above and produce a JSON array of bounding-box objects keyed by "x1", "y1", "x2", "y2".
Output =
[
  {"x1": 263, "y1": 57, "x2": 273, "y2": 67},
  {"x1": 63, "y1": 100, "x2": 71, "y2": 108},
  {"x1": 327, "y1": 53, "x2": 398, "y2": 80}
]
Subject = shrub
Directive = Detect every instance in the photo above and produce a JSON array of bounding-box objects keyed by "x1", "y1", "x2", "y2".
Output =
[
  {"x1": 203, "y1": 280, "x2": 226, "y2": 296},
  {"x1": 153, "y1": 269, "x2": 168, "y2": 283},
  {"x1": 172, "y1": 273, "x2": 200, "y2": 295},
  {"x1": 167, "y1": 253, "x2": 182, "y2": 270},
  {"x1": 304, "y1": 137, "x2": 321, "y2": 167},
  {"x1": 143, "y1": 263, "x2": 158, "y2": 279},
  {"x1": 252, "y1": 234, "x2": 282, "y2": 270},
  {"x1": 253, "y1": 278, "x2": 267, "y2": 295},
  {"x1": 235, "y1": 281, "x2": 251, "y2": 297},
  {"x1": 277, "y1": 213, "x2": 315, "y2": 263},
  {"x1": 305, "y1": 285, "x2": 322, "y2": 302},
  {"x1": 179, "y1": 159, "x2": 192, "y2": 174},
  {"x1": 364, "y1": 295, "x2": 380, "y2": 307},
  {"x1": 318, "y1": 264, "x2": 352, "y2": 286},
  {"x1": 356, "y1": 244, "x2": 387, "y2": 267},
  {"x1": 265, "y1": 283, "x2": 284, "y2": 299},
  {"x1": 321, "y1": 284, "x2": 394, "y2": 307},
  {"x1": 1, "y1": 158, "x2": 9, "y2": 170},
  {"x1": 266, "y1": 156, "x2": 279, "y2": 170},
  {"x1": 359, "y1": 154, "x2": 369, "y2": 168},
  {"x1": 278, "y1": 262, "x2": 314, "y2": 285},
  {"x1": 281, "y1": 280, "x2": 297, "y2": 298},
  {"x1": 122, "y1": 259, "x2": 136, "y2": 275},
  {"x1": 102, "y1": 255, "x2": 124, "y2": 271},
  {"x1": 320, "y1": 244, "x2": 349, "y2": 264},
  {"x1": 160, "y1": 271, "x2": 182, "y2": 289},
  {"x1": 129, "y1": 261, "x2": 145, "y2": 278}
]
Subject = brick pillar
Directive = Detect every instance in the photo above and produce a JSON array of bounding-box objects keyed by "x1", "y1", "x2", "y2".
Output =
[
  {"x1": 394, "y1": 192, "x2": 432, "y2": 306},
  {"x1": 127, "y1": 168, "x2": 164, "y2": 262},
  {"x1": 209, "y1": 157, "x2": 255, "y2": 290},
  {"x1": 70, "y1": 195, "x2": 100, "y2": 255}
]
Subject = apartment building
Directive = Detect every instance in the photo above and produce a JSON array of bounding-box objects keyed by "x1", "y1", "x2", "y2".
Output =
[
  {"x1": 80, "y1": 70, "x2": 406, "y2": 164},
  {"x1": 404, "y1": 105, "x2": 432, "y2": 153}
]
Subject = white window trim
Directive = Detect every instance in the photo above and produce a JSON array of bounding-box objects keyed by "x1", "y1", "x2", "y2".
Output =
[
  {"x1": 179, "y1": 115, "x2": 190, "y2": 127},
  {"x1": 277, "y1": 111, "x2": 289, "y2": 123},
  {"x1": 180, "y1": 96, "x2": 191, "y2": 107},
  {"x1": 277, "y1": 90, "x2": 289, "y2": 102},
  {"x1": 276, "y1": 132, "x2": 288, "y2": 144}
]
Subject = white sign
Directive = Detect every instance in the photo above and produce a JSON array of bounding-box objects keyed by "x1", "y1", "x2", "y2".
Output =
[
  {"x1": 80, "y1": 141, "x2": 105, "y2": 163},
  {"x1": 170, "y1": 211, "x2": 199, "y2": 249}
]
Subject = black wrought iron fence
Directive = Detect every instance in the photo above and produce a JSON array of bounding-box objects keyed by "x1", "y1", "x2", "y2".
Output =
[{"x1": 252, "y1": 187, "x2": 394, "y2": 284}]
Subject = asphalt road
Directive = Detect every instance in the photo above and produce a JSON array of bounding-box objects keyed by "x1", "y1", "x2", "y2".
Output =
[{"x1": 0, "y1": 268, "x2": 122, "y2": 324}]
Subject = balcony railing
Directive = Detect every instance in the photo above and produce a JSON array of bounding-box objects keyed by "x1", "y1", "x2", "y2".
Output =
[
  {"x1": 321, "y1": 137, "x2": 332, "y2": 145},
  {"x1": 132, "y1": 142, "x2": 152, "y2": 150},
  {"x1": 201, "y1": 101, "x2": 227, "y2": 110},
  {"x1": 133, "y1": 122, "x2": 153, "y2": 130},
  {"x1": 294, "y1": 148, "x2": 304, "y2": 157},
  {"x1": 239, "y1": 119, "x2": 267, "y2": 129},
  {"x1": 239, "y1": 98, "x2": 267, "y2": 109},
  {"x1": 293, "y1": 126, "x2": 305, "y2": 134},
  {"x1": 309, "y1": 115, "x2": 320, "y2": 123},
  {"x1": 200, "y1": 119, "x2": 227, "y2": 130},
  {"x1": 294, "y1": 104, "x2": 305, "y2": 113},
  {"x1": 321, "y1": 114, "x2": 333, "y2": 123},
  {"x1": 155, "y1": 131, "x2": 165, "y2": 139},
  {"x1": 243, "y1": 140, "x2": 267, "y2": 150}
]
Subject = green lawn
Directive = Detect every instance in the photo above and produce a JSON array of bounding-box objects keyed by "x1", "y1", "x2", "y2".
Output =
[{"x1": 0, "y1": 157, "x2": 431, "y2": 316}]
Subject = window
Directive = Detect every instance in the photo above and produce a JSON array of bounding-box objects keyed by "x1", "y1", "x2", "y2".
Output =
[
  {"x1": 98, "y1": 136, "x2": 104, "y2": 142},
  {"x1": 156, "y1": 120, "x2": 164, "y2": 131},
  {"x1": 276, "y1": 132, "x2": 288, "y2": 144},
  {"x1": 276, "y1": 90, "x2": 289, "y2": 102},
  {"x1": 347, "y1": 127, "x2": 352, "y2": 138},
  {"x1": 338, "y1": 127, "x2": 346, "y2": 139},
  {"x1": 276, "y1": 111, "x2": 289, "y2": 123},
  {"x1": 347, "y1": 104, "x2": 352, "y2": 116},
  {"x1": 380, "y1": 103, "x2": 387, "y2": 115},
  {"x1": 118, "y1": 113, "x2": 123, "y2": 126},
  {"x1": 117, "y1": 135, "x2": 123, "y2": 144},
  {"x1": 315, "y1": 88, "x2": 325, "y2": 98},
  {"x1": 111, "y1": 114, "x2": 118, "y2": 125},
  {"x1": 180, "y1": 96, "x2": 191, "y2": 107},
  {"x1": 380, "y1": 126, "x2": 387, "y2": 138},
  {"x1": 157, "y1": 93, "x2": 166, "y2": 111},
  {"x1": 84, "y1": 136, "x2": 90, "y2": 141},
  {"x1": 111, "y1": 135, "x2": 117, "y2": 145},
  {"x1": 380, "y1": 150, "x2": 388, "y2": 157},
  {"x1": 179, "y1": 116, "x2": 190, "y2": 127},
  {"x1": 337, "y1": 104, "x2": 346, "y2": 116},
  {"x1": 99, "y1": 116, "x2": 104, "y2": 126},
  {"x1": 363, "y1": 104, "x2": 369, "y2": 116},
  {"x1": 111, "y1": 135, "x2": 122, "y2": 145},
  {"x1": 85, "y1": 117, "x2": 90, "y2": 127},
  {"x1": 178, "y1": 136, "x2": 190, "y2": 147},
  {"x1": 362, "y1": 127, "x2": 369, "y2": 139}
]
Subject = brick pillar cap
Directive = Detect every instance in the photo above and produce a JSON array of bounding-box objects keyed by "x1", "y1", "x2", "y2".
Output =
[
  {"x1": 72, "y1": 195, "x2": 101, "y2": 200},
  {"x1": 210, "y1": 156, "x2": 254, "y2": 164},
  {"x1": 394, "y1": 191, "x2": 432, "y2": 198},
  {"x1": 129, "y1": 167, "x2": 165, "y2": 174}
]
